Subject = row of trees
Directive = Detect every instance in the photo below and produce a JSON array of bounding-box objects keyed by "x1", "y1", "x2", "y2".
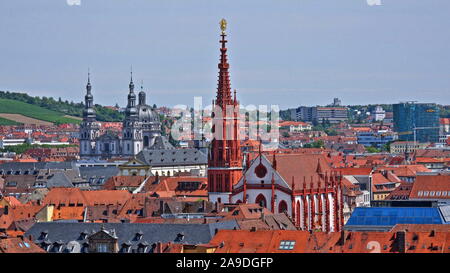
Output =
[{"x1": 0, "y1": 143, "x2": 77, "y2": 154}]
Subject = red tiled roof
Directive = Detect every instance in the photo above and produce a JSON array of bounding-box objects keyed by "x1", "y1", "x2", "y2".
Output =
[
  {"x1": 391, "y1": 224, "x2": 450, "y2": 233},
  {"x1": 409, "y1": 174, "x2": 450, "y2": 199},
  {"x1": 385, "y1": 182, "x2": 413, "y2": 200},
  {"x1": 265, "y1": 153, "x2": 333, "y2": 190},
  {"x1": 103, "y1": 176, "x2": 146, "y2": 190},
  {"x1": 2, "y1": 196, "x2": 22, "y2": 207},
  {"x1": 143, "y1": 176, "x2": 208, "y2": 198},
  {"x1": 336, "y1": 167, "x2": 372, "y2": 176},
  {"x1": 43, "y1": 188, "x2": 131, "y2": 207},
  {"x1": 379, "y1": 165, "x2": 431, "y2": 177},
  {"x1": 52, "y1": 206, "x2": 85, "y2": 221},
  {"x1": 0, "y1": 237, "x2": 45, "y2": 253},
  {"x1": 209, "y1": 229, "x2": 450, "y2": 253}
]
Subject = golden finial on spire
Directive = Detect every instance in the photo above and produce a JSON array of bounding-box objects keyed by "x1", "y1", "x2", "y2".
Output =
[{"x1": 220, "y1": 18, "x2": 227, "y2": 34}]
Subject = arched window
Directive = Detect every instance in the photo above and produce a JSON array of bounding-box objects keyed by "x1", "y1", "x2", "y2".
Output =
[
  {"x1": 296, "y1": 201, "x2": 301, "y2": 227},
  {"x1": 255, "y1": 194, "x2": 267, "y2": 208},
  {"x1": 278, "y1": 200, "x2": 288, "y2": 214}
]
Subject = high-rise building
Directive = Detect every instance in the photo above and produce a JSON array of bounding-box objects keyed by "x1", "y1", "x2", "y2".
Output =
[
  {"x1": 207, "y1": 19, "x2": 242, "y2": 204},
  {"x1": 291, "y1": 106, "x2": 348, "y2": 124},
  {"x1": 393, "y1": 102, "x2": 440, "y2": 143}
]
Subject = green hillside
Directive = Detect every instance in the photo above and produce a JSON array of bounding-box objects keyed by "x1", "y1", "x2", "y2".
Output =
[
  {"x1": 0, "y1": 117, "x2": 22, "y2": 125},
  {"x1": 0, "y1": 99, "x2": 80, "y2": 124},
  {"x1": 0, "y1": 91, "x2": 124, "y2": 122}
]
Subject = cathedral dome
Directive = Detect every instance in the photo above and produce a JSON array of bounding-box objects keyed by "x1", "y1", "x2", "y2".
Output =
[{"x1": 137, "y1": 105, "x2": 159, "y2": 123}]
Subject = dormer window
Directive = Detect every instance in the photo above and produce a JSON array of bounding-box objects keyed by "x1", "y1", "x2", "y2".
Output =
[
  {"x1": 79, "y1": 231, "x2": 88, "y2": 240},
  {"x1": 53, "y1": 241, "x2": 64, "y2": 253},
  {"x1": 40, "y1": 231, "x2": 48, "y2": 240},
  {"x1": 121, "y1": 242, "x2": 131, "y2": 253},
  {"x1": 138, "y1": 242, "x2": 148, "y2": 253},
  {"x1": 96, "y1": 243, "x2": 108, "y2": 253},
  {"x1": 175, "y1": 233, "x2": 185, "y2": 242},
  {"x1": 135, "y1": 231, "x2": 144, "y2": 241},
  {"x1": 82, "y1": 242, "x2": 89, "y2": 253}
]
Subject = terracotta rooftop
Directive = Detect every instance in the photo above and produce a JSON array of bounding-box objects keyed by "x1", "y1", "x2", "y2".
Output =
[{"x1": 409, "y1": 174, "x2": 450, "y2": 199}]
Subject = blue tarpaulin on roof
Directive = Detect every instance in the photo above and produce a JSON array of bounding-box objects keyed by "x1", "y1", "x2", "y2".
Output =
[{"x1": 345, "y1": 207, "x2": 446, "y2": 227}]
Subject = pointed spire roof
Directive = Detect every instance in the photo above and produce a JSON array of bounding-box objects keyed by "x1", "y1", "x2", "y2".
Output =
[
  {"x1": 138, "y1": 80, "x2": 146, "y2": 105},
  {"x1": 129, "y1": 66, "x2": 135, "y2": 92},
  {"x1": 215, "y1": 18, "x2": 233, "y2": 107},
  {"x1": 86, "y1": 69, "x2": 92, "y2": 94}
]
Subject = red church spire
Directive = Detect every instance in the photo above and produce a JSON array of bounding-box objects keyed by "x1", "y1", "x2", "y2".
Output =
[
  {"x1": 208, "y1": 19, "x2": 243, "y2": 203},
  {"x1": 215, "y1": 27, "x2": 233, "y2": 108}
]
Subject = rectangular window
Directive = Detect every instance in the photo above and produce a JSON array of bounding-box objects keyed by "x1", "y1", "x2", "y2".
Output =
[{"x1": 96, "y1": 243, "x2": 108, "y2": 253}]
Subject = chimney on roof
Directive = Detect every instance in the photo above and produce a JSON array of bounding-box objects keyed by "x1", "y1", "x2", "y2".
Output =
[
  {"x1": 159, "y1": 200, "x2": 164, "y2": 215},
  {"x1": 396, "y1": 231, "x2": 407, "y2": 253},
  {"x1": 338, "y1": 230, "x2": 347, "y2": 246},
  {"x1": 202, "y1": 200, "x2": 206, "y2": 213}
]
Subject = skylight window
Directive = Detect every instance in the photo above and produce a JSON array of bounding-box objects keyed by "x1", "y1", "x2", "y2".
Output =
[{"x1": 279, "y1": 240, "x2": 296, "y2": 250}]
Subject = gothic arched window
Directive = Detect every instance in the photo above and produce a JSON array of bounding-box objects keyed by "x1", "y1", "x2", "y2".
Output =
[
  {"x1": 278, "y1": 200, "x2": 288, "y2": 214},
  {"x1": 255, "y1": 194, "x2": 267, "y2": 208}
]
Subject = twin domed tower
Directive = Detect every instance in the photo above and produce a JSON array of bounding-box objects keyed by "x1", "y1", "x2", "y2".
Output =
[{"x1": 79, "y1": 71, "x2": 168, "y2": 158}]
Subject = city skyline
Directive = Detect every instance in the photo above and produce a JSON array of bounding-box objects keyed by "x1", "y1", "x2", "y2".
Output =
[{"x1": 1, "y1": 0, "x2": 450, "y2": 108}]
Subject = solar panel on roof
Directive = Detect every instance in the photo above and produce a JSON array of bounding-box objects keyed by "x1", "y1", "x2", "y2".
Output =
[{"x1": 346, "y1": 207, "x2": 446, "y2": 227}]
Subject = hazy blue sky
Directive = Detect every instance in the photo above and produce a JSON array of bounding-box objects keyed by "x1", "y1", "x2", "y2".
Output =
[{"x1": 1, "y1": 0, "x2": 449, "y2": 109}]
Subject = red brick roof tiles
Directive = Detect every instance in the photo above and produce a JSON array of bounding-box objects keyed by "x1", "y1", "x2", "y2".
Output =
[
  {"x1": 0, "y1": 237, "x2": 45, "y2": 253},
  {"x1": 210, "y1": 229, "x2": 450, "y2": 253},
  {"x1": 409, "y1": 174, "x2": 450, "y2": 199}
]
